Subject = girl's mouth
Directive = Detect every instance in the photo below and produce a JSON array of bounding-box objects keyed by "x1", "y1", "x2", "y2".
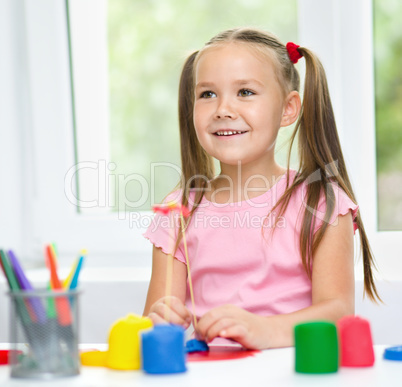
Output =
[{"x1": 214, "y1": 130, "x2": 247, "y2": 136}]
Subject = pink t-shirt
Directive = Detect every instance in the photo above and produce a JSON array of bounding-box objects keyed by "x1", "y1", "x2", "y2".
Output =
[{"x1": 143, "y1": 170, "x2": 358, "y2": 319}]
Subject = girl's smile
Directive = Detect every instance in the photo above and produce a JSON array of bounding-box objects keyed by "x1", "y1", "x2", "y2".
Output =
[{"x1": 214, "y1": 130, "x2": 248, "y2": 137}]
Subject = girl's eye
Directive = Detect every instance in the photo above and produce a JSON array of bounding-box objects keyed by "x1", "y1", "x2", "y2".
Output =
[
  {"x1": 200, "y1": 91, "x2": 216, "y2": 98},
  {"x1": 239, "y1": 89, "x2": 254, "y2": 97}
]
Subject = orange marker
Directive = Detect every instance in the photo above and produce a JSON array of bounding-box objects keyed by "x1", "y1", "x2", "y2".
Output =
[{"x1": 45, "y1": 245, "x2": 72, "y2": 326}]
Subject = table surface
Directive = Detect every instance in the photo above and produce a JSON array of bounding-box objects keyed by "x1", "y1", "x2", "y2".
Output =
[{"x1": 0, "y1": 345, "x2": 401, "y2": 386}]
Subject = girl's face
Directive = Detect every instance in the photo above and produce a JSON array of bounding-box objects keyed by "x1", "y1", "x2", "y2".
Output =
[{"x1": 193, "y1": 43, "x2": 288, "y2": 170}]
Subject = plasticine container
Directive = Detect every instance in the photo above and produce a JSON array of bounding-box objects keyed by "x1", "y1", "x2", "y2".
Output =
[
  {"x1": 294, "y1": 321, "x2": 339, "y2": 374},
  {"x1": 338, "y1": 315, "x2": 375, "y2": 367},
  {"x1": 141, "y1": 324, "x2": 187, "y2": 374}
]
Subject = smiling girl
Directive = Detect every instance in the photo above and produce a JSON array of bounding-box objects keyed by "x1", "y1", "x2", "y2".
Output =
[{"x1": 143, "y1": 28, "x2": 380, "y2": 349}]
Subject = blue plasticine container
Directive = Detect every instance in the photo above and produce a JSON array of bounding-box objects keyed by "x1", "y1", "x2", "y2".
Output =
[{"x1": 141, "y1": 325, "x2": 187, "y2": 374}]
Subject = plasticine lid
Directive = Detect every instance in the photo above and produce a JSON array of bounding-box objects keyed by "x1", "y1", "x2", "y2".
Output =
[
  {"x1": 80, "y1": 350, "x2": 108, "y2": 367},
  {"x1": 0, "y1": 350, "x2": 9, "y2": 365},
  {"x1": 383, "y1": 346, "x2": 402, "y2": 361}
]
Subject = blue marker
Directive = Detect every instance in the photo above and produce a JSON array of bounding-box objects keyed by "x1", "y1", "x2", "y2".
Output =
[{"x1": 69, "y1": 254, "x2": 85, "y2": 290}]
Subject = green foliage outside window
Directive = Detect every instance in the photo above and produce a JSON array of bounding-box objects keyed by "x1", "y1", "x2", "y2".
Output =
[{"x1": 374, "y1": 0, "x2": 402, "y2": 230}]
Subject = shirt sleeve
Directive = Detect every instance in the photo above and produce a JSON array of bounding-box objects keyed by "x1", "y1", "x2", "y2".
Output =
[
  {"x1": 142, "y1": 192, "x2": 186, "y2": 264},
  {"x1": 314, "y1": 183, "x2": 359, "y2": 234}
]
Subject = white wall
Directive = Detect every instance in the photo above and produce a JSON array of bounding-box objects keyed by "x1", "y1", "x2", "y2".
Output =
[{"x1": 0, "y1": 0, "x2": 26, "y2": 255}]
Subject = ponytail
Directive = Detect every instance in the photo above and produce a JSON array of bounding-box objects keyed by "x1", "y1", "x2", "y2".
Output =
[
  {"x1": 278, "y1": 47, "x2": 381, "y2": 302},
  {"x1": 178, "y1": 51, "x2": 215, "y2": 209},
  {"x1": 174, "y1": 52, "x2": 215, "y2": 252}
]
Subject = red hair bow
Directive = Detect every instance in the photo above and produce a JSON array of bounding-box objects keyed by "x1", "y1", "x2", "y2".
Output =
[{"x1": 286, "y1": 42, "x2": 302, "y2": 64}]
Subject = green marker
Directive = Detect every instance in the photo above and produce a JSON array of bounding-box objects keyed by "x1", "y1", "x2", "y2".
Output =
[
  {"x1": 0, "y1": 250, "x2": 31, "y2": 323},
  {"x1": 0, "y1": 249, "x2": 21, "y2": 290},
  {"x1": 46, "y1": 282, "x2": 57, "y2": 319}
]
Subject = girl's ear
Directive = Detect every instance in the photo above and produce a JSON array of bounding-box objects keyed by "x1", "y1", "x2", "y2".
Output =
[{"x1": 280, "y1": 91, "x2": 301, "y2": 127}]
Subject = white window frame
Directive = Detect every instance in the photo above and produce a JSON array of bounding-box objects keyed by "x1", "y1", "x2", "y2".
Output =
[
  {"x1": 19, "y1": 0, "x2": 152, "y2": 265},
  {"x1": 9, "y1": 0, "x2": 401, "y2": 277}
]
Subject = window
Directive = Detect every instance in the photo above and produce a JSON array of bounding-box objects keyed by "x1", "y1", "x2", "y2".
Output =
[{"x1": 373, "y1": 0, "x2": 402, "y2": 231}]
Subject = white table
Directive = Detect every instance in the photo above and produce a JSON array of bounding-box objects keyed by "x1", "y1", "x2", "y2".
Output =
[{"x1": 0, "y1": 345, "x2": 401, "y2": 386}]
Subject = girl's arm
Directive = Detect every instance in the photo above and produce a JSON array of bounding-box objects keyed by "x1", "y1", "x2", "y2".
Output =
[
  {"x1": 196, "y1": 212, "x2": 355, "y2": 349},
  {"x1": 143, "y1": 246, "x2": 192, "y2": 328}
]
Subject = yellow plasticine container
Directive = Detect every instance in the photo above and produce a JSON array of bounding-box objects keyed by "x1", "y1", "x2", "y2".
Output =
[{"x1": 106, "y1": 314, "x2": 153, "y2": 370}]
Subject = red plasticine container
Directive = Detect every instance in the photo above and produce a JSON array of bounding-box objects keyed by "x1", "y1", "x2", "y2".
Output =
[{"x1": 338, "y1": 315, "x2": 375, "y2": 367}]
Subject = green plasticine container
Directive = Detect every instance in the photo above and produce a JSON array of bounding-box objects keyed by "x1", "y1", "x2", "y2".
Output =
[{"x1": 294, "y1": 321, "x2": 339, "y2": 374}]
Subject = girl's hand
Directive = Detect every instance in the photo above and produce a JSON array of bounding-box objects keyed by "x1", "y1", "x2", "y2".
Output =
[
  {"x1": 196, "y1": 305, "x2": 268, "y2": 350},
  {"x1": 148, "y1": 296, "x2": 192, "y2": 329}
]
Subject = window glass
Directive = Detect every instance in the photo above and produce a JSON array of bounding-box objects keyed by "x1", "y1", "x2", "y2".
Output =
[
  {"x1": 373, "y1": 0, "x2": 402, "y2": 230},
  {"x1": 69, "y1": 0, "x2": 298, "y2": 212}
]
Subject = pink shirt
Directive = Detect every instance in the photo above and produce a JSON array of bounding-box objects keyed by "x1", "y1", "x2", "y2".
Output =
[{"x1": 143, "y1": 170, "x2": 358, "y2": 319}]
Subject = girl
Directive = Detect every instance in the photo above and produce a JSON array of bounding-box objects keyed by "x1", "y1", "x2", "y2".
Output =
[{"x1": 143, "y1": 27, "x2": 380, "y2": 350}]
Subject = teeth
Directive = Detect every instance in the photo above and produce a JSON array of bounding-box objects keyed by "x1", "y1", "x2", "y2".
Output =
[{"x1": 216, "y1": 130, "x2": 244, "y2": 136}]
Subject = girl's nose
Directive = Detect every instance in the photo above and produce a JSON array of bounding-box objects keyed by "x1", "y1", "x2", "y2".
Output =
[{"x1": 214, "y1": 98, "x2": 237, "y2": 119}]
